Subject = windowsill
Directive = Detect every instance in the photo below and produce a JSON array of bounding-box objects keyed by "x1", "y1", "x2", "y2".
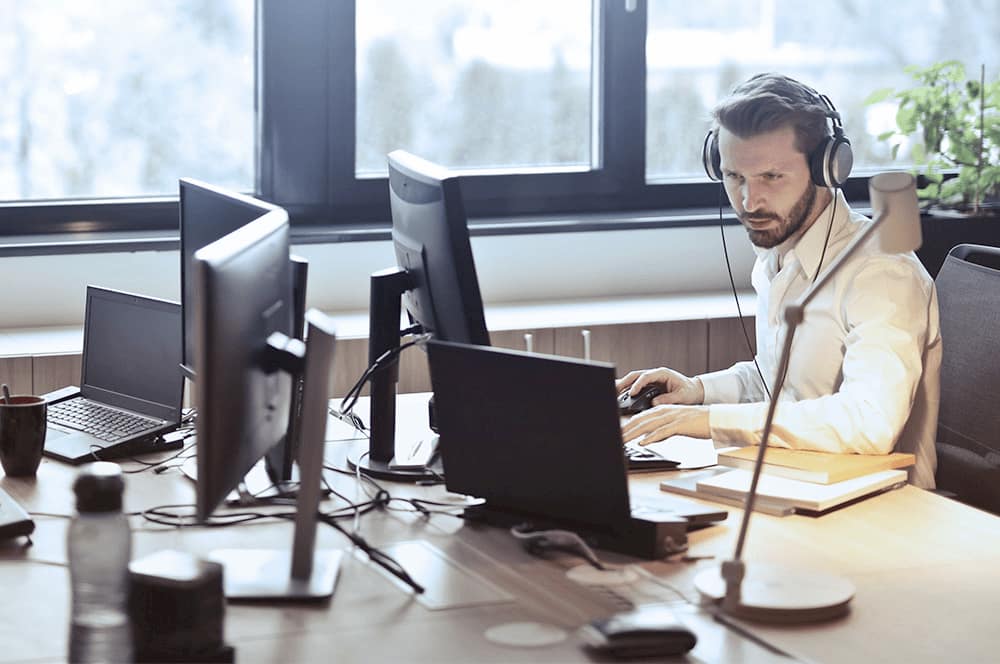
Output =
[
  {"x1": 0, "y1": 290, "x2": 757, "y2": 356},
  {"x1": 0, "y1": 207, "x2": 740, "y2": 257}
]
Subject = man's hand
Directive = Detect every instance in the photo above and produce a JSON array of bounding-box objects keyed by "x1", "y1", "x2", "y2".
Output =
[
  {"x1": 615, "y1": 367, "x2": 705, "y2": 406},
  {"x1": 621, "y1": 405, "x2": 710, "y2": 445}
]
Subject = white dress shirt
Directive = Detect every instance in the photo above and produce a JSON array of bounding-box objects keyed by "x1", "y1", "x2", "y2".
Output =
[{"x1": 699, "y1": 189, "x2": 941, "y2": 488}]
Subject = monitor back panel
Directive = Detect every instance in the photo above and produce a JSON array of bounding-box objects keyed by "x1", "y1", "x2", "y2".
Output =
[{"x1": 427, "y1": 340, "x2": 632, "y2": 528}]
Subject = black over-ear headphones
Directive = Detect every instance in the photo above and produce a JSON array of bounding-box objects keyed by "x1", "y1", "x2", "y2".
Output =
[{"x1": 701, "y1": 92, "x2": 854, "y2": 188}]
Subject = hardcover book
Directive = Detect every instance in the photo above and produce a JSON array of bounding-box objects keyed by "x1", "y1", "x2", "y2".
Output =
[{"x1": 716, "y1": 447, "x2": 914, "y2": 485}]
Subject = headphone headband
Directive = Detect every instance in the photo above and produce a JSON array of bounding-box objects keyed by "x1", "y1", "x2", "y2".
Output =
[{"x1": 703, "y1": 89, "x2": 853, "y2": 187}]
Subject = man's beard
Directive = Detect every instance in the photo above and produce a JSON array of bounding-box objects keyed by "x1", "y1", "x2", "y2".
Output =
[{"x1": 740, "y1": 184, "x2": 817, "y2": 249}]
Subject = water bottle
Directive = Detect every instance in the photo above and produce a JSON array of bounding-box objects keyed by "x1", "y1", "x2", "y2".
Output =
[{"x1": 67, "y1": 462, "x2": 133, "y2": 663}]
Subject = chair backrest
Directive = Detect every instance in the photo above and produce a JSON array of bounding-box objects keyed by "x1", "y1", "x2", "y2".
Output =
[{"x1": 934, "y1": 243, "x2": 1000, "y2": 514}]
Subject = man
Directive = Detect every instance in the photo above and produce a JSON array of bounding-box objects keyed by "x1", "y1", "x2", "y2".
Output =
[{"x1": 619, "y1": 73, "x2": 941, "y2": 488}]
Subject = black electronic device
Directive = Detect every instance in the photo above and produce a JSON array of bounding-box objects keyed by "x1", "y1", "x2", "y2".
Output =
[
  {"x1": 624, "y1": 445, "x2": 679, "y2": 472},
  {"x1": 43, "y1": 287, "x2": 184, "y2": 464},
  {"x1": 427, "y1": 340, "x2": 728, "y2": 560},
  {"x1": 178, "y1": 178, "x2": 306, "y2": 490},
  {"x1": 701, "y1": 77, "x2": 853, "y2": 188},
  {"x1": 192, "y1": 211, "x2": 341, "y2": 600},
  {"x1": 618, "y1": 384, "x2": 665, "y2": 415},
  {"x1": 0, "y1": 485, "x2": 34, "y2": 541},
  {"x1": 348, "y1": 150, "x2": 490, "y2": 482},
  {"x1": 579, "y1": 605, "x2": 697, "y2": 658}
]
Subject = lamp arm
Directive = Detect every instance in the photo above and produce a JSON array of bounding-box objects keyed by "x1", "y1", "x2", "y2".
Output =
[
  {"x1": 730, "y1": 320, "x2": 799, "y2": 563},
  {"x1": 727, "y1": 208, "x2": 888, "y2": 574}
]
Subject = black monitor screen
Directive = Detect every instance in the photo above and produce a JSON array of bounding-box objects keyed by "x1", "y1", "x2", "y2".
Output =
[
  {"x1": 388, "y1": 151, "x2": 489, "y2": 346},
  {"x1": 179, "y1": 178, "x2": 279, "y2": 376},
  {"x1": 192, "y1": 210, "x2": 293, "y2": 521}
]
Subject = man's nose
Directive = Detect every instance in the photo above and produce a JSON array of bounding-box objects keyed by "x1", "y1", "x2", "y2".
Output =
[{"x1": 741, "y1": 181, "x2": 764, "y2": 213}]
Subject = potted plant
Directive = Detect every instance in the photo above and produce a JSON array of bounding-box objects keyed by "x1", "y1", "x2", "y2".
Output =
[{"x1": 865, "y1": 61, "x2": 999, "y2": 276}]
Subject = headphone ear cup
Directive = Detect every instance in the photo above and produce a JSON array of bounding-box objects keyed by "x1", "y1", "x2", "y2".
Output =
[
  {"x1": 702, "y1": 131, "x2": 722, "y2": 181},
  {"x1": 810, "y1": 134, "x2": 854, "y2": 187}
]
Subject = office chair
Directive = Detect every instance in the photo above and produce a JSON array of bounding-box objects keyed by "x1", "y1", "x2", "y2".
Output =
[{"x1": 933, "y1": 243, "x2": 1000, "y2": 515}]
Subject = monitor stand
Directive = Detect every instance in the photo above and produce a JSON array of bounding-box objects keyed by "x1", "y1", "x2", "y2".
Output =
[
  {"x1": 210, "y1": 311, "x2": 342, "y2": 600},
  {"x1": 346, "y1": 267, "x2": 440, "y2": 482}
]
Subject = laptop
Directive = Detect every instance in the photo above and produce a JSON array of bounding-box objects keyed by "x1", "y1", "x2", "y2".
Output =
[
  {"x1": 43, "y1": 287, "x2": 185, "y2": 464},
  {"x1": 426, "y1": 340, "x2": 727, "y2": 560}
]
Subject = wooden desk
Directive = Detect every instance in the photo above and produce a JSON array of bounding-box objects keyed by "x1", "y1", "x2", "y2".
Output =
[{"x1": 2, "y1": 394, "x2": 999, "y2": 662}]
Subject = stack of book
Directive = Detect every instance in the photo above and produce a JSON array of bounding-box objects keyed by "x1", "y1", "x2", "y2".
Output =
[{"x1": 659, "y1": 447, "x2": 914, "y2": 516}]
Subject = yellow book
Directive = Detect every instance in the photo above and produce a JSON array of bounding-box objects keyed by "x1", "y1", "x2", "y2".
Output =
[{"x1": 716, "y1": 447, "x2": 915, "y2": 485}]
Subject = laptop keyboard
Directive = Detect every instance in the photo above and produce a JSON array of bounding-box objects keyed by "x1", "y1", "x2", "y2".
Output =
[{"x1": 49, "y1": 398, "x2": 161, "y2": 443}]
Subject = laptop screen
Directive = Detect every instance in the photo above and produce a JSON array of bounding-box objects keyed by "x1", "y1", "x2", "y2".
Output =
[
  {"x1": 81, "y1": 287, "x2": 183, "y2": 420},
  {"x1": 427, "y1": 340, "x2": 633, "y2": 529}
]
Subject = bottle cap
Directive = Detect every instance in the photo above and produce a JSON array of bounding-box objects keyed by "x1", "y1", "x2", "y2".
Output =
[{"x1": 73, "y1": 462, "x2": 125, "y2": 512}]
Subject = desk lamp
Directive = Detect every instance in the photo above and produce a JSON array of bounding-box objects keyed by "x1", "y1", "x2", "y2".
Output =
[{"x1": 694, "y1": 172, "x2": 922, "y2": 623}]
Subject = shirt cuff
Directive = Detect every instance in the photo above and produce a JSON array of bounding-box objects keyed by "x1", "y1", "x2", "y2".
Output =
[
  {"x1": 698, "y1": 369, "x2": 744, "y2": 405},
  {"x1": 708, "y1": 402, "x2": 770, "y2": 446}
]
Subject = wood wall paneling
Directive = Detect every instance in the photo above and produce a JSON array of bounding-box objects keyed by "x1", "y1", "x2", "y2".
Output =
[
  {"x1": 553, "y1": 320, "x2": 709, "y2": 378},
  {"x1": 707, "y1": 316, "x2": 757, "y2": 373},
  {"x1": 0, "y1": 357, "x2": 33, "y2": 395},
  {"x1": 32, "y1": 354, "x2": 82, "y2": 395}
]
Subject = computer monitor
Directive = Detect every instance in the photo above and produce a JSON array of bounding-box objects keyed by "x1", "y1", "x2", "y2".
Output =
[
  {"x1": 179, "y1": 178, "x2": 307, "y2": 486},
  {"x1": 193, "y1": 211, "x2": 341, "y2": 599},
  {"x1": 347, "y1": 150, "x2": 490, "y2": 481}
]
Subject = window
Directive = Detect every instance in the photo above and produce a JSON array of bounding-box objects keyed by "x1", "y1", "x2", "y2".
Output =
[
  {"x1": 3, "y1": 0, "x2": 999, "y2": 238},
  {"x1": 0, "y1": 0, "x2": 254, "y2": 203},
  {"x1": 645, "y1": 0, "x2": 1000, "y2": 182},
  {"x1": 355, "y1": 1, "x2": 594, "y2": 177}
]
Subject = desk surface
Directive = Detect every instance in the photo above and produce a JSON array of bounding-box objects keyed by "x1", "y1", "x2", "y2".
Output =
[{"x1": 2, "y1": 394, "x2": 999, "y2": 663}]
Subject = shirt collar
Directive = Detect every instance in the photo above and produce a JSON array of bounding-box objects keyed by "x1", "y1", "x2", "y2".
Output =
[{"x1": 754, "y1": 188, "x2": 851, "y2": 281}]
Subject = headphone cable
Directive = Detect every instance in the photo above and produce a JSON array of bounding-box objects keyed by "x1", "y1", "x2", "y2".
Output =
[{"x1": 718, "y1": 183, "x2": 772, "y2": 401}]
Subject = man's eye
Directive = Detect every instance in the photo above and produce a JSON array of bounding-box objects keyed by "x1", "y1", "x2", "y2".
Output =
[{"x1": 764, "y1": 173, "x2": 782, "y2": 181}]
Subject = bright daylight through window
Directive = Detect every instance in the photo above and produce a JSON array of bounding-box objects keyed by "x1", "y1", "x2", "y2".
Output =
[
  {"x1": 355, "y1": 0, "x2": 594, "y2": 177},
  {"x1": 645, "y1": 0, "x2": 1000, "y2": 182},
  {"x1": 0, "y1": 0, "x2": 254, "y2": 202}
]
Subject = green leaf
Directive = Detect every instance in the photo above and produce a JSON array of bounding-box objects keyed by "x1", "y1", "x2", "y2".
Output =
[
  {"x1": 863, "y1": 88, "x2": 895, "y2": 105},
  {"x1": 896, "y1": 104, "x2": 917, "y2": 134},
  {"x1": 911, "y1": 142, "x2": 927, "y2": 163},
  {"x1": 891, "y1": 143, "x2": 901, "y2": 161},
  {"x1": 876, "y1": 130, "x2": 896, "y2": 142}
]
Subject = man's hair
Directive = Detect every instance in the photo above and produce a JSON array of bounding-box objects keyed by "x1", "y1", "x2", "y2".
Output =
[{"x1": 710, "y1": 73, "x2": 833, "y2": 156}]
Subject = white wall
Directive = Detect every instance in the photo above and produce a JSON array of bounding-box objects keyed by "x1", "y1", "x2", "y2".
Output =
[{"x1": 0, "y1": 224, "x2": 755, "y2": 329}]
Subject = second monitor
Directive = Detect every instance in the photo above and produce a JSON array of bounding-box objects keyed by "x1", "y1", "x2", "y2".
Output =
[
  {"x1": 179, "y1": 178, "x2": 308, "y2": 489},
  {"x1": 347, "y1": 150, "x2": 490, "y2": 481}
]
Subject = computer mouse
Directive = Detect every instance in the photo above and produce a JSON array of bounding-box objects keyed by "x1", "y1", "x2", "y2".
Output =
[
  {"x1": 579, "y1": 605, "x2": 697, "y2": 657},
  {"x1": 618, "y1": 384, "x2": 665, "y2": 415}
]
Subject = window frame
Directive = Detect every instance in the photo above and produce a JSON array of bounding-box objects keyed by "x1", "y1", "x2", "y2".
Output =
[{"x1": 0, "y1": 0, "x2": 876, "y2": 241}]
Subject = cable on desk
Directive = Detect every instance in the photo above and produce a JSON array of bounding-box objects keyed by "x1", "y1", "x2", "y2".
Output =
[
  {"x1": 317, "y1": 511, "x2": 425, "y2": 595},
  {"x1": 124, "y1": 439, "x2": 197, "y2": 475},
  {"x1": 27, "y1": 511, "x2": 73, "y2": 520},
  {"x1": 4, "y1": 558, "x2": 68, "y2": 568}
]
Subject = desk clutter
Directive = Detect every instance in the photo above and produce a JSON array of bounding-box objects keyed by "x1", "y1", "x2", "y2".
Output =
[{"x1": 660, "y1": 447, "x2": 915, "y2": 516}]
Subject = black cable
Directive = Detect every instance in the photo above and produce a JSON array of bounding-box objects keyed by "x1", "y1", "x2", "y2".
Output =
[
  {"x1": 123, "y1": 439, "x2": 197, "y2": 474},
  {"x1": 719, "y1": 184, "x2": 840, "y2": 402},
  {"x1": 771, "y1": 188, "x2": 838, "y2": 397},
  {"x1": 317, "y1": 513, "x2": 425, "y2": 594},
  {"x1": 719, "y1": 183, "x2": 771, "y2": 400},
  {"x1": 336, "y1": 332, "x2": 432, "y2": 422},
  {"x1": 815, "y1": 189, "x2": 838, "y2": 283}
]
